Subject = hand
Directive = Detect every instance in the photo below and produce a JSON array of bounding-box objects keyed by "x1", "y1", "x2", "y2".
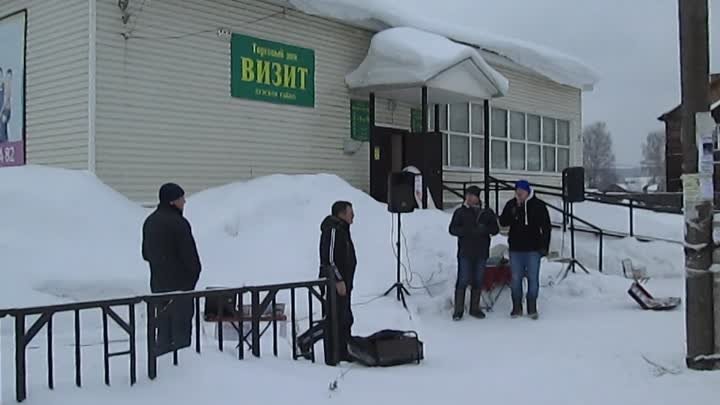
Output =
[{"x1": 336, "y1": 281, "x2": 347, "y2": 297}]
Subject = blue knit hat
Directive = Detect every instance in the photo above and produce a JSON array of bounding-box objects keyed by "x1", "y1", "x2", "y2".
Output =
[{"x1": 515, "y1": 180, "x2": 531, "y2": 193}]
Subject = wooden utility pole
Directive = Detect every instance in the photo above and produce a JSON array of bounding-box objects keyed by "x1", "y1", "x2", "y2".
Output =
[{"x1": 679, "y1": 0, "x2": 716, "y2": 370}]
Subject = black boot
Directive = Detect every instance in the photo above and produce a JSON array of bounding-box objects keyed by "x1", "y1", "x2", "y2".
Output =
[
  {"x1": 527, "y1": 298, "x2": 539, "y2": 320},
  {"x1": 510, "y1": 299, "x2": 523, "y2": 318},
  {"x1": 469, "y1": 288, "x2": 485, "y2": 319},
  {"x1": 453, "y1": 288, "x2": 465, "y2": 321}
]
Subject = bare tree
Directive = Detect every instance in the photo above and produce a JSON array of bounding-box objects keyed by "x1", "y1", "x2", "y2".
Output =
[
  {"x1": 583, "y1": 121, "x2": 618, "y2": 189},
  {"x1": 642, "y1": 130, "x2": 665, "y2": 180}
]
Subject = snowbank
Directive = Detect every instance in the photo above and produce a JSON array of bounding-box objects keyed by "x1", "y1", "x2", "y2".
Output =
[
  {"x1": 346, "y1": 27, "x2": 509, "y2": 99},
  {"x1": 0, "y1": 166, "x2": 149, "y2": 307},
  {"x1": 286, "y1": 0, "x2": 599, "y2": 90},
  {"x1": 185, "y1": 173, "x2": 458, "y2": 297},
  {"x1": 0, "y1": 166, "x2": 685, "y2": 311}
]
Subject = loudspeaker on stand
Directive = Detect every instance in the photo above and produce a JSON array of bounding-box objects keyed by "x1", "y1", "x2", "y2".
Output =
[
  {"x1": 387, "y1": 171, "x2": 416, "y2": 213},
  {"x1": 562, "y1": 167, "x2": 585, "y2": 203}
]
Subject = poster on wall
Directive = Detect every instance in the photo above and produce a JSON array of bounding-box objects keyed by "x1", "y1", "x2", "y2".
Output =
[{"x1": 0, "y1": 11, "x2": 26, "y2": 167}]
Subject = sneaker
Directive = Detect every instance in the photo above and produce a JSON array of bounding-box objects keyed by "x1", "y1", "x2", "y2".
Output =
[
  {"x1": 452, "y1": 312, "x2": 463, "y2": 321},
  {"x1": 469, "y1": 309, "x2": 486, "y2": 319}
]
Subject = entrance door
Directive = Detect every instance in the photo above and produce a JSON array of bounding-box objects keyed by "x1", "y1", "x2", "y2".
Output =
[
  {"x1": 404, "y1": 132, "x2": 444, "y2": 209},
  {"x1": 370, "y1": 126, "x2": 409, "y2": 203}
]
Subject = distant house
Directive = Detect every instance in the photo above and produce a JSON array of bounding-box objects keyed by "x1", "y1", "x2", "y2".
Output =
[{"x1": 658, "y1": 73, "x2": 720, "y2": 193}]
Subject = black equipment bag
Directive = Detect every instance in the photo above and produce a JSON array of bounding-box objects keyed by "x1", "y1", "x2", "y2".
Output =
[{"x1": 347, "y1": 329, "x2": 424, "y2": 367}]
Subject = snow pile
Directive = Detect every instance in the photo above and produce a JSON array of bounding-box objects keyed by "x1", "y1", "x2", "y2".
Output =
[
  {"x1": 0, "y1": 166, "x2": 149, "y2": 307},
  {"x1": 185, "y1": 173, "x2": 458, "y2": 297},
  {"x1": 346, "y1": 27, "x2": 509, "y2": 98},
  {"x1": 287, "y1": 0, "x2": 599, "y2": 90}
]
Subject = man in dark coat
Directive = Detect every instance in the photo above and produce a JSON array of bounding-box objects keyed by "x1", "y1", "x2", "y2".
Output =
[
  {"x1": 142, "y1": 183, "x2": 202, "y2": 355},
  {"x1": 297, "y1": 200, "x2": 357, "y2": 364},
  {"x1": 448, "y1": 186, "x2": 500, "y2": 320},
  {"x1": 499, "y1": 180, "x2": 551, "y2": 320}
]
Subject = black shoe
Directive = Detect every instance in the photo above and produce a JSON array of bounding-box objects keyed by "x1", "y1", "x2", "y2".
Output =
[
  {"x1": 469, "y1": 288, "x2": 485, "y2": 319},
  {"x1": 527, "y1": 299, "x2": 539, "y2": 320},
  {"x1": 452, "y1": 288, "x2": 465, "y2": 321},
  {"x1": 510, "y1": 301, "x2": 523, "y2": 318}
]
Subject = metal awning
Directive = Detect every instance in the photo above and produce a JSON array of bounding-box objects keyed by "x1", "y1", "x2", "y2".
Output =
[{"x1": 345, "y1": 27, "x2": 509, "y2": 104}]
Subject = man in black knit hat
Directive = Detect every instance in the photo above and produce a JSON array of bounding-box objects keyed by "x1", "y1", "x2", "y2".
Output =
[
  {"x1": 142, "y1": 183, "x2": 202, "y2": 355},
  {"x1": 449, "y1": 185, "x2": 499, "y2": 320}
]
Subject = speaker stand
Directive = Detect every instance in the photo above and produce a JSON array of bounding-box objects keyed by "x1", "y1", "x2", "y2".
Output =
[
  {"x1": 383, "y1": 212, "x2": 410, "y2": 309},
  {"x1": 556, "y1": 202, "x2": 590, "y2": 284}
]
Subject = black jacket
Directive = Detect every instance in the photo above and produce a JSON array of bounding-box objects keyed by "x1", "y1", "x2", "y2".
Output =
[
  {"x1": 499, "y1": 195, "x2": 552, "y2": 253},
  {"x1": 449, "y1": 205, "x2": 500, "y2": 259},
  {"x1": 318, "y1": 215, "x2": 357, "y2": 290},
  {"x1": 142, "y1": 205, "x2": 202, "y2": 293}
]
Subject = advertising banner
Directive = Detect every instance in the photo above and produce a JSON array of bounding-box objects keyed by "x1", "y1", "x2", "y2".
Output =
[{"x1": 0, "y1": 11, "x2": 26, "y2": 167}]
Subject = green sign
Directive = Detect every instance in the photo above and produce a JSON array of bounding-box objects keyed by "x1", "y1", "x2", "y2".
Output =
[
  {"x1": 231, "y1": 33, "x2": 315, "y2": 107},
  {"x1": 351, "y1": 100, "x2": 369, "y2": 142},
  {"x1": 411, "y1": 108, "x2": 423, "y2": 133}
]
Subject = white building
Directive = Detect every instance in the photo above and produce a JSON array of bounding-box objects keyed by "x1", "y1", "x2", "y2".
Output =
[{"x1": 0, "y1": 0, "x2": 597, "y2": 206}]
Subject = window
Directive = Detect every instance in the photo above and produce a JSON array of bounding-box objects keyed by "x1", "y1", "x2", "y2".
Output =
[
  {"x1": 449, "y1": 134, "x2": 470, "y2": 167},
  {"x1": 510, "y1": 111, "x2": 525, "y2": 140},
  {"x1": 471, "y1": 103, "x2": 484, "y2": 135},
  {"x1": 492, "y1": 140, "x2": 507, "y2": 169},
  {"x1": 492, "y1": 108, "x2": 507, "y2": 138},
  {"x1": 543, "y1": 117, "x2": 556, "y2": 144},
  {"x1": 510, "y1": 142, "x2": 525, "y2": 170},
  {"x1": 527, "y1": 144, "x2": 541, "y2": 171},
  {"x1": 558, "y1": 120, "x2": 570, "y2": 146},
  {"x1": 437, "y1": 103, "x2": 572, "y2": 174},
  {"x1": 471, "y1": 137, "x2": 484, "y2": 168},
  {"x1": 543, "y1": 146, "x2": 556, "y2": 173},
  {"x1": 442, "y1": 133, "x2": 448, "y2": 166},
  {"x1": 527, "y1": 114, "x2": 541, "y2": 142},
  {"x1": 450, "y1": 103, "x2": 469, "y2": 133},
  {"x1": 558, "y1": 148, "x2": 570, "y2": 172}
]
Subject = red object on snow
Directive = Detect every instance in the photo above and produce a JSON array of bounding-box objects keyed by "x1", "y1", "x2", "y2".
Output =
[{"x1": 483, "y1": 264, "x2": 511, "y2": 291}]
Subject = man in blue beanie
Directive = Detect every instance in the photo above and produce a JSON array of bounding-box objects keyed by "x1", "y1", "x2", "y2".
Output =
[
  {"x1": 142, "y1": 183, "x2": 202, "y2": 355},
  {"x1": 499, "y1": 180, "x2": 551, "y2": 319}
]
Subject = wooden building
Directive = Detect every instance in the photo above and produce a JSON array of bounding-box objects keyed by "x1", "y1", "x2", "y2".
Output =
[{"x1": 658, "y1": 73, "x2": 720, "y2": 193}]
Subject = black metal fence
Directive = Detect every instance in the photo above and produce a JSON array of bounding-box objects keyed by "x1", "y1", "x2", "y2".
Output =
[
  {"x1": 2, "y1": 279, "x2": 338, "y2": 403},
  {"x1": 443, "y1": 176, "x2": 682, "y2": 241}
]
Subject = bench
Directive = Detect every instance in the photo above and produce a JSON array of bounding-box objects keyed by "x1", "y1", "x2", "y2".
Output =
[{"x1": 203, "y1": 290, "x2": 288, "y2": 348}]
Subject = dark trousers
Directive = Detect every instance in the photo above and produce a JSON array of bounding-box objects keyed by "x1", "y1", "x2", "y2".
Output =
[
  {"x1": 298, "y1": 289, "x2": 353, "y2": 364},
  {"x1": 154, "y1": 295, "x2": 195, "y2": 356},
  {"x1": 456, "y1": 256, "x2": 487, "y2": 290}
]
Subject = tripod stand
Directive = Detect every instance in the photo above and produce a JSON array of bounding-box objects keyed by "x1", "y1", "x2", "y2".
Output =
[
  {"x1": 557, "y1": 201, "x2": 590, "y2": 283},
  {"x1": 383, "y1": 212, "x2": 411, "y2": 309}
]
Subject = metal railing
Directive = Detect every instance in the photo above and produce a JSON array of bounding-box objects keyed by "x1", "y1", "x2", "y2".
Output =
[
  {"x1": 443, "y1": 177, "x2": 682, "y2": 242},
  {"x1": 2, "y1": 279, "x2": 338, "y2": 403},
  {"x1": 484, "y1": 177, "x2": 606, "y2": 272}
]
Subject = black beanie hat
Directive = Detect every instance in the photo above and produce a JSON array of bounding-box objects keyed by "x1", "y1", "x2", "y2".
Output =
[
  {"x1": 159, "y1": 183, "x2": 185, "y2": 204},
  {"x1": 465, "y1": 185, "x2": 482, "y2": 197}
]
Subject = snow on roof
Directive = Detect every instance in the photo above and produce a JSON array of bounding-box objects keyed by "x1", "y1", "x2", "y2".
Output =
[
  {"x1": 346, "y1": 27, "x2": 509, "y2": 103},
  {"x1": 286, "y1": 0, "x2": 599, "y2": 90}
]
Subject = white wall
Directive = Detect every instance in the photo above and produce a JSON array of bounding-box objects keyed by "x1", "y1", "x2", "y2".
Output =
[{"x1": 95, "y1": 0, "x2": 387, "y2": 203}]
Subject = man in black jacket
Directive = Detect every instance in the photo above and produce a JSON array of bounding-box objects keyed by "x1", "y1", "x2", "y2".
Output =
[
  {"x1": 499, "y1": 180, "x2": 551, "y2": 320},
  {"x1": 449, "y1": 186, "x2": 500, "y2": 320},
  {"x1": 298, "y1": 201, "x2": 357, "y2": 363},
  {"x1": 142, "y1": 183, "x2": 202, "y2": 355}
]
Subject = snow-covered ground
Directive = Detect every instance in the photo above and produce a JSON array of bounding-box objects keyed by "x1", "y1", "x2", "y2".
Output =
[{"x1": 0, "y1": 166, "x2": 717, "y2": 404}]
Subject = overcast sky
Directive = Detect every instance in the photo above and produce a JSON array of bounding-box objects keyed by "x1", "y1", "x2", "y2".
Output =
[{"x1": 420, "y1": 0, "x2": 720, "y2": 166}]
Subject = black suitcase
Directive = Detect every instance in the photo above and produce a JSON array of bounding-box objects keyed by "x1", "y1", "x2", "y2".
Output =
[{"x1": 347, "y1": 329, "x2": 424, "y2": 367}]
